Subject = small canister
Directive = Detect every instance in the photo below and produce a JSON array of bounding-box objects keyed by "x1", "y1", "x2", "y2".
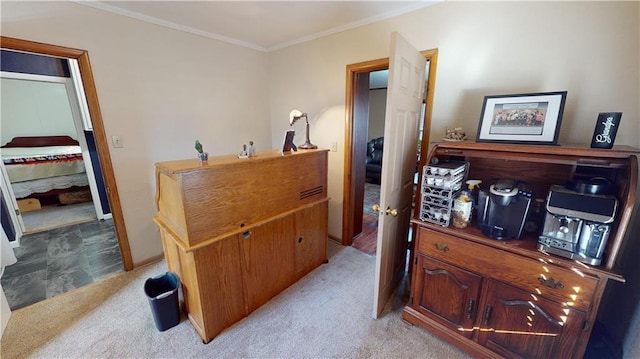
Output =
[{"x1": 452, "y1": 190, "x2": 472, "y2": 229}]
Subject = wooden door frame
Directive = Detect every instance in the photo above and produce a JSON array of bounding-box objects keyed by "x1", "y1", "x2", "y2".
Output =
[
  {"x1": 342, "y1": 49, "x2": 438, "y2": 246},
  {"x1": 1, "y1": 36, "x2": 133, "y2": 270}
]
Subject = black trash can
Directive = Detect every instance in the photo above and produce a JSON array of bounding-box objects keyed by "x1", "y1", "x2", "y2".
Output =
[{"x1": 144, "y1": 271, "x2": 180, "y2": 332}]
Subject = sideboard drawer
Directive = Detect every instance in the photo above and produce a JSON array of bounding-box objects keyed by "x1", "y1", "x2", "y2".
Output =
[{"x1": 416, "y1": 227, "x2": 598, "y2": 311}]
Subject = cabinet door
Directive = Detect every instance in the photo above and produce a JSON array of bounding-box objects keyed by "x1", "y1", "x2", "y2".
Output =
[
  {"x1": 477, "y1": 279, "x2": 587, "y2": 359},
  {"x1": 239, "y1": 215, "x2": 296, "y2": 313},
  {"x1": 294, "y1": 201, "x2": 328, "y2": 278},
  {"x1": 191, "y1": 234, "x2": 247, "y2": 343},
  {"x1": 411, "y1": 254, "x2": 482, "y2": 338}
]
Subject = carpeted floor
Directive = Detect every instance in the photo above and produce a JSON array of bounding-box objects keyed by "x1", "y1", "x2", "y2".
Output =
[{"x1": 1, "y1": 241, "x2": 470, "y2": 359}]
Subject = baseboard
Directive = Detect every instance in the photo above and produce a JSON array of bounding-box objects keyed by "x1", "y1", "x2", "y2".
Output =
[
  {"x1": 133, "y1": 254, "x2": 165, "y2": 270},
  {"x1": 328, "y1": 234, "x2": 342, "y2": 245}
]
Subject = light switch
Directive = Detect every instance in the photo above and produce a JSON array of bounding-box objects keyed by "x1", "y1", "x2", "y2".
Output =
[{"x1": 112, "y1": 135, "x2": 123, "y2": 148}]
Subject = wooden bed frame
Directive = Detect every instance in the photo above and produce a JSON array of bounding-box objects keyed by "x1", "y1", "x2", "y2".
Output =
[
  {"x1": 1, "y1": 135, "x2": 79, "y2": 148},
  {"x1": 2, "y1": 135, "x2": 89, "y2": 203}
]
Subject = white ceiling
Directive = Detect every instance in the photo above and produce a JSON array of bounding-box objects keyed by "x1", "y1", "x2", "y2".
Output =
[{"x1": 75, "y1": 1, "x2": 440, "y2": 52}]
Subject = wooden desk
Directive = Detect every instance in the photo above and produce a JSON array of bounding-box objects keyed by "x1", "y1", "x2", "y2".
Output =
[{"x1": 154, "y1": 149, "x2": 329, "y2": 342}]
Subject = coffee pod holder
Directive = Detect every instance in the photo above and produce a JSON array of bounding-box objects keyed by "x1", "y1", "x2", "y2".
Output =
[{"x1": 419, "y1": 161, "x2": 468, "y2": 226}]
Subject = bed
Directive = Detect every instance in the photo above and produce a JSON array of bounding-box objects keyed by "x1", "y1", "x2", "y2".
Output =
[{"x1": 1, "y1": 136, "x2": 90, "y2": 201}]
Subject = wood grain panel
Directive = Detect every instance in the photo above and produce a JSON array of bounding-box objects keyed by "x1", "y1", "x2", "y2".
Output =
[
  {"x1": 477, "y1": 280, "x2": 587, "y2": 359},
  {"x1": 181, "y1": 253, "x2": 208, "y2": 335},
  {"x1": 413, "y1": 255, "x2": 482, "y2": 338},
  {"x1": 156, "y1": 172, "x2": 188, "y2": 241},
  {"x1": 417, "y1": 227, "x2": 597, "y2": 312},
  {"x1": 192, "y1": 235, "x2": 246, "y2": 343},
  {"x1": 159, "y1": 228, "x2": 204, "y2": 337},
  {"x1": 239, "y1": 214, "x2": 295, "y2": 313},
  {"x1": 295, "y1": 201, "x2": 329, "y2": 278},
  {"x1": 156, "y1": 149, "x2": 328, "y2": 247}
]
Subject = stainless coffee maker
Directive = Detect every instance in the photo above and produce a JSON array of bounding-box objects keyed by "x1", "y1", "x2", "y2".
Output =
[{"x1": 537, "y1": 182, "x2": 618, "y2": 266}]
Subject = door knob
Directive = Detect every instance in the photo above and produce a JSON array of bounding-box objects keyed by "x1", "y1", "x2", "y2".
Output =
[
  {"x1": 372, "y1": 204, "x2": 380, "y2": 212},
  {"x1": 385, "y1": 207, "x2": 398, "y2": 217}
]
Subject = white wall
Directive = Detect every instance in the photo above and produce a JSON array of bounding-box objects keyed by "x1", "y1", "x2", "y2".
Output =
[
  {"x1": 268, "y1": 1, "x2": 640, "y2": 239},
  {"x1": 1, "y1": 1, "x2": 270, "y2": 265},
  {"x1": 2, "y1": 1, "x2": 638, "y2": 262},
  {"x1": 2, "y1": 0, "x2": 640, "y2": 353},
  {"x1": 368, "y1": 89, "x2": 386, "y2": 141},
  {"x1": 1, "y1": 78, "x2": 78, "y2": 145}
]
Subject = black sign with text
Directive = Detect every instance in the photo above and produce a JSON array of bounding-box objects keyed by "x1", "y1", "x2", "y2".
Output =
[{"x1": 590, "y1": 112, "x2": 622, "y2": 149}]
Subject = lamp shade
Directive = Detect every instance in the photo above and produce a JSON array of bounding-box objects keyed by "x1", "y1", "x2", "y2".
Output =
[{"x1": 289, "y1": 109, "x2": 303, "y2": 125}]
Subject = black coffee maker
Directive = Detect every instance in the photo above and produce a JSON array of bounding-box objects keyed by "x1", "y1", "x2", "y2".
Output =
[{"x1": 477, "y1": 179, "x2": 533, "y2": 240}]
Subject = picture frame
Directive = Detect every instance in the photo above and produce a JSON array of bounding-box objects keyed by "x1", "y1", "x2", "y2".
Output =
[
  {"x1": 281, "y1": 130, "x2": 297, "y2": 154},
  {"x1": 476, "y1": 91, "x2": 567, "y2": 145}
]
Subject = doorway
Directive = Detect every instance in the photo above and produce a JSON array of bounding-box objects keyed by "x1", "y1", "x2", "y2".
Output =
[
  {"x1": 1, "y1": 37, "x2": 133, "y2": 309},
  {"x1": 342, "y1": 50, "x2": 438, "y2": 256},
  {"x1": 0, "y1": 36, "x2": 131, "y2": 269},
  {"x1": 1, "y1": 73, "x2": 103, "y2": 234},
  {"x1": 351, "y1": 69, "x2": 387, "y2": 256},
  {"x1": 0, "y1": 37, "x2": 132, "y2": 309}
]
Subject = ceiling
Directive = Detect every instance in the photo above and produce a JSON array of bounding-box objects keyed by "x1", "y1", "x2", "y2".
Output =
[{"x1": 75, "y1": 1, "x2": 440, "y2": 52}]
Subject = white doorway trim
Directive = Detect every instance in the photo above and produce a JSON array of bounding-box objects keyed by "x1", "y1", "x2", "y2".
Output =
[{"x1": 0, "y1": 161, "x2": 24, "y2": 247}]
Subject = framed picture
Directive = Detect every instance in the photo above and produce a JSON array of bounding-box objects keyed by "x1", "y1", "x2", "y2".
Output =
[
  {"x1": 282, "y1": 130, "x2": 297, "y2": 154},
  {"x1": 476, "y1": 91, "x2": 567, "y2": 145}
]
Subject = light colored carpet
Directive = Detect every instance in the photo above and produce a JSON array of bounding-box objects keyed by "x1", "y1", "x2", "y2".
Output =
[
  {"x1": 0, "y1": 241, "x2": 470, "y2": 359},
  {"x1": 21, "y1": 202, "x2": 96, "y2": 233}
]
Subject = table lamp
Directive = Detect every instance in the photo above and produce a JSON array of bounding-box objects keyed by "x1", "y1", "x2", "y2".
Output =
[{"x1": 289, "y1": 109, "x2": 317, "y2": 149}]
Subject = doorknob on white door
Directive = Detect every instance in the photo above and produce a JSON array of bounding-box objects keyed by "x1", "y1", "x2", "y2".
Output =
[{"x1": 385, "y1": 207, "x2": 398, "y2": 217}]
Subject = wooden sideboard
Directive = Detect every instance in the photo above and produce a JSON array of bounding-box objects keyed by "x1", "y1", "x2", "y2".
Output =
[
  {"x1": 154, "y1": 149, "x2": 329, "y2": 343},
  {"x1": 403, "y1": 142, "x2": 638, "y2": 359}
]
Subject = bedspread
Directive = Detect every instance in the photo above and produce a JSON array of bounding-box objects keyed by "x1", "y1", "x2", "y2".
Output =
[
  {"x1": 1, "y1": 146, "x2": 85, "y2": 182},
  {"x1": 11, "y1": 173, "x2": 89, "y2": 199}
]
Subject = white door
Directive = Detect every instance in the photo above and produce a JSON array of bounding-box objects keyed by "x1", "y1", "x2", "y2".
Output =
[
  {"x1": 0, "y1": 162, "x2": 24, "y2": 245},
  {"x1": 373, "y1": 32, "x2": 426, "y2": 318}
]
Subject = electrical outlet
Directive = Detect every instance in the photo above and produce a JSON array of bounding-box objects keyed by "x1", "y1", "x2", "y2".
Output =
[
  {"x1": 331, "y1": 141, "x2": 338, "y2": 152},
  {"x1": 111, "y1": 135, "x2": 123, "y2": 148}
]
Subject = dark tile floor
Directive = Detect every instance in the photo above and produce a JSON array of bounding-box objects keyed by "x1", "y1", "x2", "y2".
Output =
[{"x1": 1, "y1": 219, "x2": 123, "y2": 310}]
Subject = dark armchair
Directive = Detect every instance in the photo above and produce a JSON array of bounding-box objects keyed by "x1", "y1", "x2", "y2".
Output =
[{"x1": 365, "y1": 137, "x2": 383, "y2": 184}]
